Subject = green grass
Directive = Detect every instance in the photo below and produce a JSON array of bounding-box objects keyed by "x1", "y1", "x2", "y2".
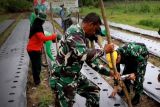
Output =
[
  {"x1": 27, "y1": 66, "x2": 54, "y2": 107},
  {"x1": 37, "y1": 84, "x2": 53, "y2": 107},
  {"x1": 38, "y1": 95, "x2": 53, "y2": 107},
  {"x1": 80, "y1": 1, "x2": 160, "y2": 30}
]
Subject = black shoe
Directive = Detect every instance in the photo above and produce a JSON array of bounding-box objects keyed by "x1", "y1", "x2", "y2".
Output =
[{"x1": 131, "y1": 95, "x2": 140, "y2": 105}]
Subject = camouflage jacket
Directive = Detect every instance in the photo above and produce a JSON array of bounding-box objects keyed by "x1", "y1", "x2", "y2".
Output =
[
  {"x1": 54, "y1": 24, "x2": 110, "y2": 79},
  {"x1": 117, "y1": 42, "x2": 149, "y2": 76}
]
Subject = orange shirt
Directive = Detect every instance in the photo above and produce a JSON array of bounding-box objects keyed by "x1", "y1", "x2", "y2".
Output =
[{"x1": 27, "y1": 32, "x2": 56, "y2": 52}]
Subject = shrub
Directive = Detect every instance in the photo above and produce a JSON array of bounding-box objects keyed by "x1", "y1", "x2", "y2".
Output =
[
  {"x1": 139, "y1": 4, "x2": 151, "y2": 13},
  {"x1": 81, "y1": 0, "x2": 99, "y2": 7},
  {"x1": 38, "y1": 96, "x2": 52, "y2": 107},
  {"x1": 138, "y1": 19, "x2": 160, "y2": 28},
  {"x1": 3, "y1": 0, "x2": 32, "y2": 12},
  {"x1": 127, "y1": 4, "x2": 137, "y2": 13}
]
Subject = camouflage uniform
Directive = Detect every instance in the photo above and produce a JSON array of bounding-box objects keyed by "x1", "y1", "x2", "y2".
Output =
[
  {"x1": 116, "y1": 42, "x2": 149, "y2": 98},
  {"x1": 50, "y1": 24, "x2": 110, "y2": 107}
]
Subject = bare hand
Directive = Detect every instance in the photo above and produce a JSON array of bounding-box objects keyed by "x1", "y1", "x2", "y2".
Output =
[
  {"x1": 128, "y1": 73, "x2": 136, "y2": 80},
  {"x1": 104, "y1": 43, "x2": 114, "y2": 53},
  {"x1": 110, "y1": 71, "x2": 121, "y2": 80},
  {"x1": 110, "y1": 86, "x2": 118, "y2": 97}
]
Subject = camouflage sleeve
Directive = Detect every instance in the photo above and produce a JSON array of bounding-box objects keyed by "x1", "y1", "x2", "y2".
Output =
[
  {"x1": 85, "y1": 49, "x2": 110, "y2": 76},
  {"x1": 86, "y1": 56, "x2": 110, "y2": 76},
  {"x1": 67, "y1": 34, "x2": 87, "y2": 60},
  {"x1": 67, "y1": 35, "x2": 110, "y2": 76}
]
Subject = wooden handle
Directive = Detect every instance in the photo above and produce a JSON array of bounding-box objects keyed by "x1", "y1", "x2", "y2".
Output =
[{"x1": 99, "y1": 0, "x2": 132, "y2": 107}]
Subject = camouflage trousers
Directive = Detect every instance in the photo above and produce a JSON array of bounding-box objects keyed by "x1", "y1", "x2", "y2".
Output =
[{"x1": 51, "y1": 73, "x2": 100, "y2": 107}]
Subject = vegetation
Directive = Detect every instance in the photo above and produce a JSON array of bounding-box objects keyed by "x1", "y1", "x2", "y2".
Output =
[
  {"x1": 80, "y1": 1, "x2": 160, "y2": 30},
  {"x1": 27, "y1": 66, "x2": 54, "y2": 107},
  {"x1": 0, "y1": 0, "x2": 32, "y2": 13},
  {"x1": 138, "y1": 19, "x2": 160, "y2": 28}
]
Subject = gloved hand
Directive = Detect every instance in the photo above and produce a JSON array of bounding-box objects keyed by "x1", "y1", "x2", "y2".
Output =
[
  {"x1": 128, "y1": 73, "x2": 136, "y2": 80},
  {"x1": 110, "y1": 86, "x2": 119, "y2": 97}
]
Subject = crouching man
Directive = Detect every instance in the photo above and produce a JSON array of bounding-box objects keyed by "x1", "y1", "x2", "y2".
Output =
[{"x1": 106, "y1": 42, "x2": 149, "y2": 105}]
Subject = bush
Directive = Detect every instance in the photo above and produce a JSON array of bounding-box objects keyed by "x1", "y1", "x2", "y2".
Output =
[
  {"x1": 139, "y1": 4, "x2": 150, "y2": 13},
  {"x1": 81, "y1": 0, "x2": 99, "y2": 7},
  {"x1": 138, "y1": 19, "x2": 160, "y2": 28},
  {"x1": 118, "y1": 1, "x2": 160, "y2": 14},
  {"x1": 127, "y1": 4, "x2": 137, "y2": 13},
  {"x1": 2, "y1": 0, "x2": 32, "y2": 12}
]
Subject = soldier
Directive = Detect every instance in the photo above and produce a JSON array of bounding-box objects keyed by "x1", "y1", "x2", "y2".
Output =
[
  {"x1": 106, "y1": 42, "x2": 149, "y2": 105},
  {"x1": 50, "y1": 12, "x2": 118, "y2": 107},
  {"x1": 59, "y1": 4, "x2": 72, "y2": 32}
]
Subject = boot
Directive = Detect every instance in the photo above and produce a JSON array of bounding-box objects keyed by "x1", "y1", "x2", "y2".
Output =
[{"x1": 131, "y1": 94, "x2": 140, "y2": 105}]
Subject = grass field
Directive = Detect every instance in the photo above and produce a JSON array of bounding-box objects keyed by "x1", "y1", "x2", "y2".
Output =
[{"x1": 80, "y1": 1, "x2": 160, "y2": 30}]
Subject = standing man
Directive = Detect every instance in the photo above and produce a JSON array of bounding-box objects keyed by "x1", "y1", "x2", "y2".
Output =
[
  {"x1": 59, "y1": 4, "x2": 65, "y2": 30},
  {"x1": 106, "y1": 42, "x2": 149, "y2": 105},
  {"x1": 50, "y1": 12, "x2": 118, "y2": 107},
  {"x1": 59, "y1": 4, "x2": 72, "y2": 32}
]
